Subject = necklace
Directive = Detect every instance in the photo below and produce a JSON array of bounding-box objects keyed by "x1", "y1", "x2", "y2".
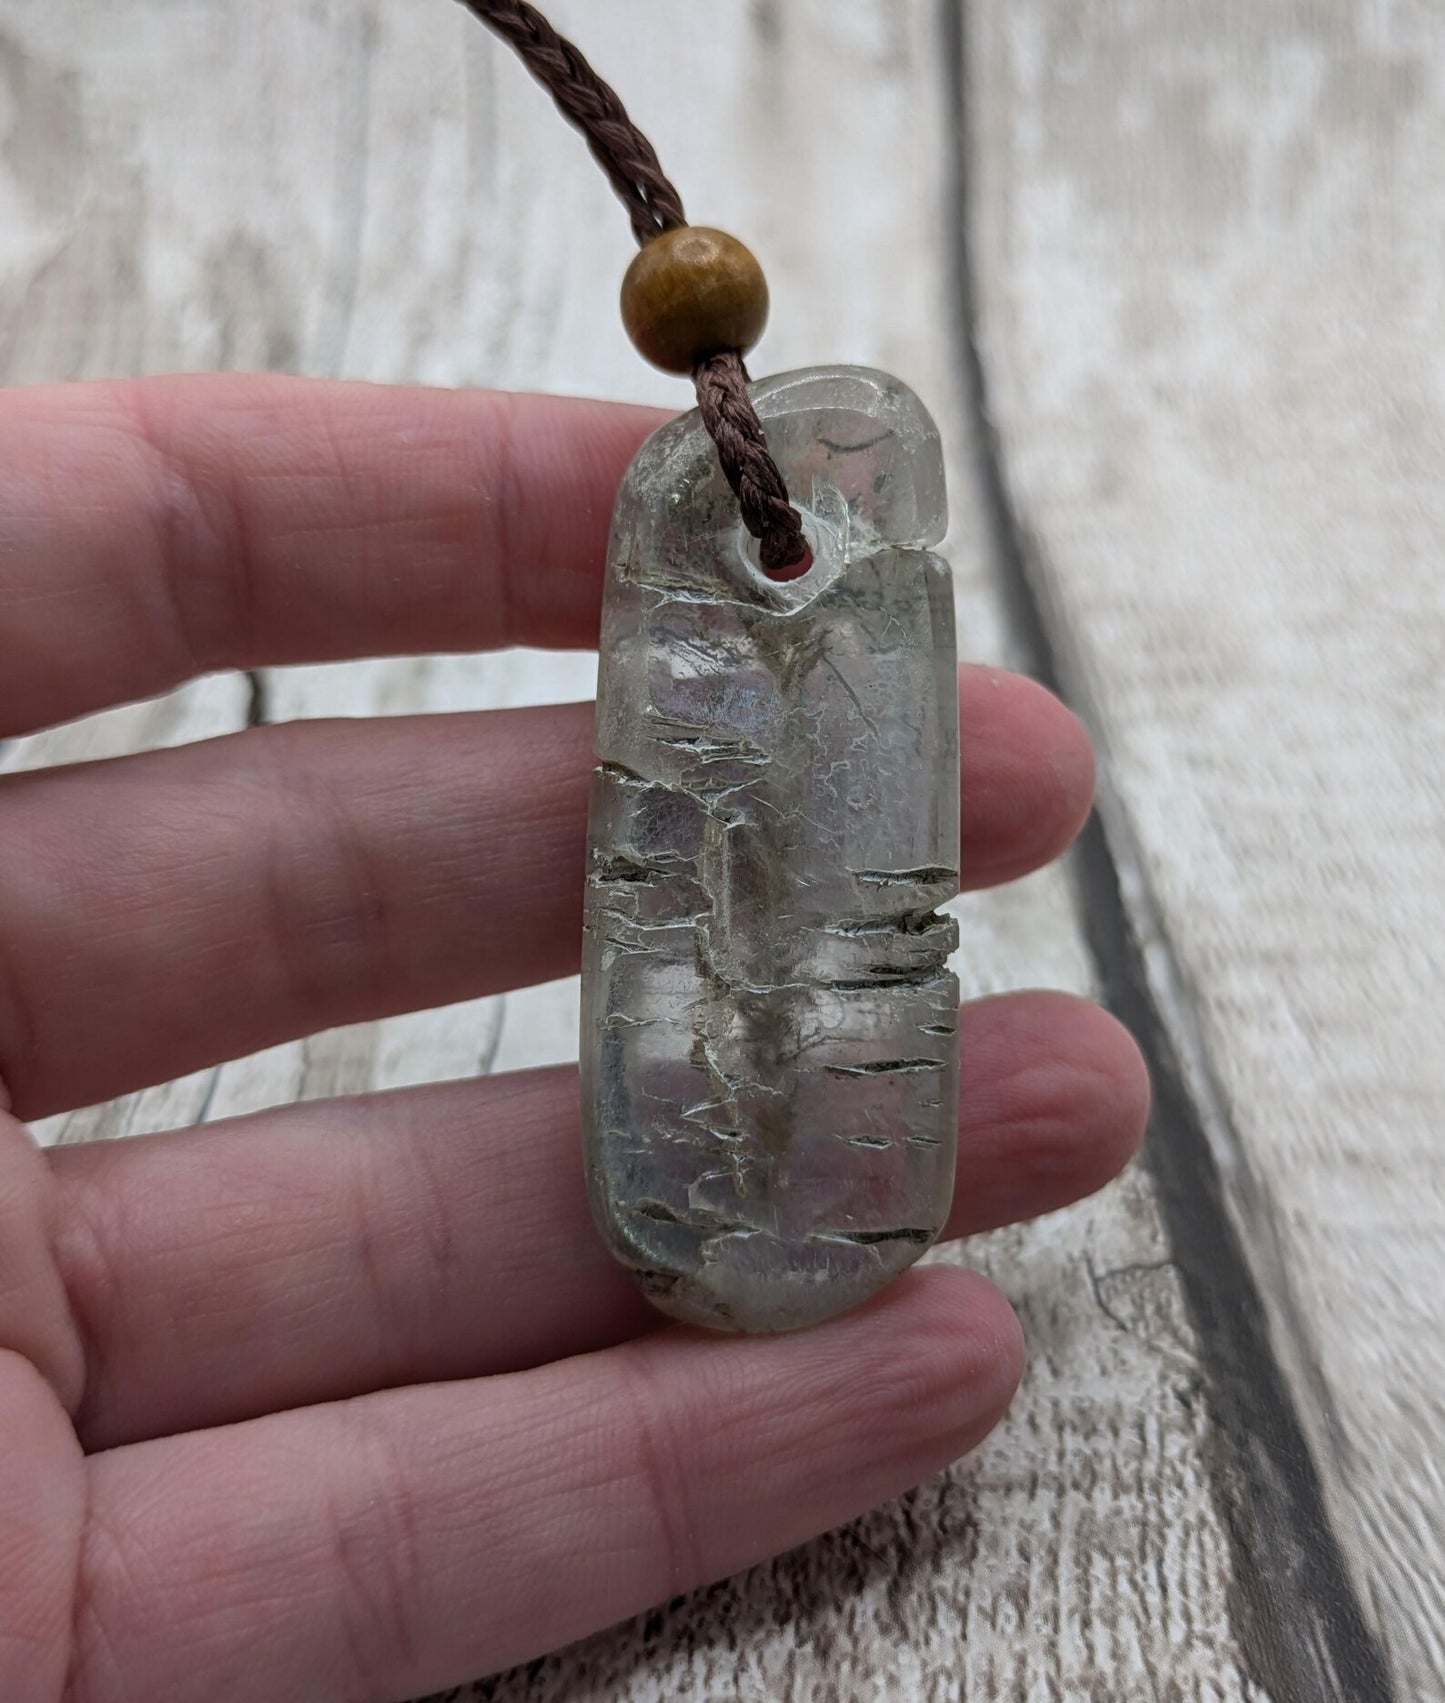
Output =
[{"x1": 470, "y1": 0, "x2": 959, "y2": 1333}]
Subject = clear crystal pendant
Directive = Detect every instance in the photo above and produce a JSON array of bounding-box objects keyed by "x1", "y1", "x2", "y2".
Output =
[{"x1": 581, "y1": 366, "x2": 959, "y2": 1332}]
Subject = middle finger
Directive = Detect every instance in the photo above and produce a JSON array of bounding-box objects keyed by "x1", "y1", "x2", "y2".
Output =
[{"x1": 0, "y1": 668, "x2": 1092, "y2": 1119}]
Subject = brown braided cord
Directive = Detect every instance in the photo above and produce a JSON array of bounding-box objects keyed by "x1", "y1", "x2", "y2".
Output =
[
  {"x1": 694, "y1": 351, "x2": 808, "y2": 573},
  {"x1": 458, "y1": 0, "x2": 808, "y2": 572},
  {"x1": 457, "y1": 0, "x2": 683, "y2": 244}
]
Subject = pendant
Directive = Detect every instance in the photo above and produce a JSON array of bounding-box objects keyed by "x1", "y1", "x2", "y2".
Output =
[{"x1": 581, "y1": 366, "x2": 959, "y2": 1332}]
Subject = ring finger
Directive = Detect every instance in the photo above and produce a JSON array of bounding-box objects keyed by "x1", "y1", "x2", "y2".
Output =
[{"x1": 49, "y1": 989, "x2": 1147, "y2": 1451}]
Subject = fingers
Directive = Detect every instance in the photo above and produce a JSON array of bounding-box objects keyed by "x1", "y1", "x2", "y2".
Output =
[
  {"x1": 0, "y1": 1117, "x2": 85, "y2": 1409},
  {"x1": 71, "y1": 1267, "x2": 1021, "y2": 1703},
  {"x1": 964, "y1": 664, "x2": 1094, "y2": 884},
  {"x1": 0, "y1": 376, "x2": 665, "y2": 737},
  {"x1": 0, "y1": 669, "x2": 1093, "y2": 1119},
  {"x1": 951, "y1": 989, "x2": 1148, "y2": 1230},
  {"x1": 0, "y1": 704, "x2": 594, "y2": 1119},
  {"x1": 0, "y1": 1351, "x2": 85, "y2": 1703},
  {"x1": 0, "y1": 1118, "x2": 88, "y2": 1703},
  {"x1": 51, "y1": 992, "x2": 1146, "y2": 1450}
]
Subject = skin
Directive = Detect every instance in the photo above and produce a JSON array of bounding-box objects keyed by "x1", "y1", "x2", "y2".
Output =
[{"x1": 0, "y1": 376, "x2": 1150, "y2": 1703}]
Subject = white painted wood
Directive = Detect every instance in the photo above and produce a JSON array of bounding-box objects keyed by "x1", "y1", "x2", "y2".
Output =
[
  {"x1": 966, "y1": 2, "x2": 1445, "y2": 1696},
  {"x1": 1, "y1": 2, "x2": 1262, "y2": 1696}
]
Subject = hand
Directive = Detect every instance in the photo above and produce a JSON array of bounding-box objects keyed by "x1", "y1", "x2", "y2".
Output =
[{"x1": 0, "y1": 377, "x2": 1148, "y2": 1703}]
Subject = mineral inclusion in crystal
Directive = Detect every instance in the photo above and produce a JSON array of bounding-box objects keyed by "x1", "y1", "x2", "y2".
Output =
[{"x1": 581, "y1": 366, "x2": 959, "y2": 1332}]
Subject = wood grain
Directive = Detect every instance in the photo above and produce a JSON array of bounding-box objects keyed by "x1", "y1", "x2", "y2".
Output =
[
  {"x1": 0, "y1": 2, "x2": 1286, "y2": 1697},
  {"x1": 963, "y1": 1, "x2": 1444, "y2": 1697}
]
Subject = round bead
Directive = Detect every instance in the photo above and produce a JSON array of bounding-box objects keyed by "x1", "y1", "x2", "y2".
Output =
[{"x1": 620, "y1": 227, "x2": 769, "y2": 374}]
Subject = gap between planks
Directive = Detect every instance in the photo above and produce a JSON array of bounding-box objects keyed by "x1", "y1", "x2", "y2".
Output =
[{"x1": 941, "y1": 0, "x2": 1394, "y2": 1697}]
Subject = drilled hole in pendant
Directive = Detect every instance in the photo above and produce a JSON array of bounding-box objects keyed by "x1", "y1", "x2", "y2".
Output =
[
  {"x1": 739, "y1": 508, "x2": 830, "y2": 589},
  {"x1": 767, "y1": 540, "x2": 814, "y2": 582}
]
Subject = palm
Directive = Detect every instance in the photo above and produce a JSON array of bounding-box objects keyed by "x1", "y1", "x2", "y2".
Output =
[{"x1": 0, "y1": 376, "x2": 1146, "y2": 1703}]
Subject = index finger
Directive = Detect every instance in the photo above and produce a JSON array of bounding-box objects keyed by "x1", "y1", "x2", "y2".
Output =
[{"x1": 0, "y1": 375, "x2": 665, "y2": 738}]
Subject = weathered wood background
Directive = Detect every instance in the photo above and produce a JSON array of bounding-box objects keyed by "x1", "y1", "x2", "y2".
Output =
[{"x1": 2, "y1": 2, "x2": 1440, "y2": 1698}]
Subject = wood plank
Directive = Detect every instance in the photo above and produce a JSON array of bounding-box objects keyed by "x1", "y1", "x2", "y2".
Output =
[
  {"x1": 962, "y1": 1, "x2": 1444, "y2": 1697},
  {"x1": 4, "y1": 2, "x2": 1261, "y2": 1695}
]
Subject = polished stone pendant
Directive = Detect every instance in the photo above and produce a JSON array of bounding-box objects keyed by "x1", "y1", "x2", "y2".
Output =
[{"x1": 581, "y1": 366, "x2": 959, "y2": 1333}]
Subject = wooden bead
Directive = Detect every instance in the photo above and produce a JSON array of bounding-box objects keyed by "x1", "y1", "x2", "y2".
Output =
[{"x1": 620, "y1": 226, "x2": 769, "y2": 374}]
